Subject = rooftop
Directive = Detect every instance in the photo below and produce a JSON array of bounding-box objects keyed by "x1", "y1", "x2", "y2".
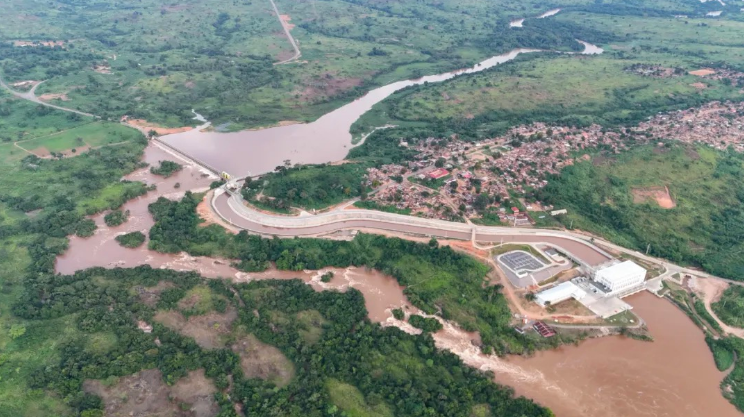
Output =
[
  {"x1": 536, "y1": 281, "x2": 586, "y2": 303},
  {"x1": 597, "y1": 260, "x2": 646, "y2": 279}
]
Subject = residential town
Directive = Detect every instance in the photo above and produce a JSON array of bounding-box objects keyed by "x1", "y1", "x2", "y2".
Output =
[{"x1": 362, "y1": 101, "x2": 744, "y2": 222}]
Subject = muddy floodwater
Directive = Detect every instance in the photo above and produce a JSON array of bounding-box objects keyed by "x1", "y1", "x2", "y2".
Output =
[
  {"x1": 55, "y1": 144, "x2": 221, "y2": 275},
  {"x1": 160, "y1": 41, "x2": 600, "y2": 178},
  {"x1": 492, "y1": 292, "x2": 740, "y2": 417}
]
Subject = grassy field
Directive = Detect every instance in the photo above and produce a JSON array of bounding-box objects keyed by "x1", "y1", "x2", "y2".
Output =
[
  {"x1": 326, "y1": 378, "x2": 393, "y2": 417},
  {"x1": 712, "y1": 286, "x2": 744, "y2": 328},
  {"x1": 0, "y1": 0, "x2": 635, "y2": 130},
  {"x1": 539, "y1": 143, "x2": 744, "y2": 280},
  {"x1": 355, "y1": 11, "x2": 744, "y2": 137},
  {"x1": 14, "y1": 121, "x2": 140, "y2": 156}
]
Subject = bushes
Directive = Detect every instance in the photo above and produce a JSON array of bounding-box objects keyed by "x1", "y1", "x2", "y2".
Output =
[
  {"x1": 150, "y1": 160, "x2": 183, "y2": 178},
  {"x1": 104, "y1": 210, "x2": 129, "y2": 227},
  {"x1": 75, "y1": 219, "x2": 97, "y2": 237},
  {"x1": 408, "y1": 314, "x2": 443, "y2": 333},
  {"x1": 245, "y1": 163, "x2": 369, "y2": 210},
  {"x1": 712, "y1": 286, "x2": 744, "y2": 328},
  {"x1": 115, "y1": 231, "x2": 145, "y2": 248}
]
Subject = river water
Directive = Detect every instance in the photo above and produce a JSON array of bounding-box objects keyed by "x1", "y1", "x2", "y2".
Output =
[
  {"x1": 488, "y1": 292, "x2": 740, "y2": 417},
  {"x1": 160, "y1": 41, "x2": 600, "y2": 178}
]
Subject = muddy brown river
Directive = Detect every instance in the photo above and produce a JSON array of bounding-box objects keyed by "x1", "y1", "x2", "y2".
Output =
[
  {"x1": 489, "y1": 292, "x2": 740, "y2": 417},
  {"x1": 160, "y1": 42, "x2": 601, "y2": 178}
]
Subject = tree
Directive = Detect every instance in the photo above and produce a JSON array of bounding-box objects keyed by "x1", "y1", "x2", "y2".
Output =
[
  {"x1": 9, "y1": 324, "x2": 26, "y2": 339},
  {"x1": 435, "y1": 157, "x2": 446, "y2": 168}
]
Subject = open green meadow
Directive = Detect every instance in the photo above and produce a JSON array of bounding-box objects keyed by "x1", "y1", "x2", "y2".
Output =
[
  {"x1": 537, "y1": 143, "x2": 744, "y2": 280},
  {"x1": 355, "y1": 9, "x2": 744, "y2": 137},
  {"x1": 1, "y1": 0, "x2": 636, "y2": 130},
  {"x1": 15, "y1": 121, "x2": 141, "y2": 156}
]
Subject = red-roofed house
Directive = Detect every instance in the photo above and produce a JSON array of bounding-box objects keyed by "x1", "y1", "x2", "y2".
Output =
[{"x1": 428, "y1": 168, "x2": 450, "y2": 179}]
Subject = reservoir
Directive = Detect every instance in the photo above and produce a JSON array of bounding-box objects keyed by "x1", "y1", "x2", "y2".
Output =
[{"x1": 160, "y1": 42, "x2": 601, "y2": 178}]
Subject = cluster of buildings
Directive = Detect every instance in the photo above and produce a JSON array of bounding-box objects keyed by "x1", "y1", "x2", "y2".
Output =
[
  {"x1": 361, "y1": 101, "x2": 744, "y2": 223},
  {"x1": 534, "y1": 260, "x2": 648, "y2": 318},
  {"x1": 633, "y1": 101, "x2": 744, "y2": 152},
  {"x1": 625, "y1": 64, "x2": 685, "y2": 78}
]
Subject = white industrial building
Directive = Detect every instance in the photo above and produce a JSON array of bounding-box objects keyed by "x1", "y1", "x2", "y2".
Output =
[
  {"x1": 594, "y1": 260, "x2": 646, "y2": 295},
  {"x1": 535, "y1": 281, "x2": 587, "y2": 307}
]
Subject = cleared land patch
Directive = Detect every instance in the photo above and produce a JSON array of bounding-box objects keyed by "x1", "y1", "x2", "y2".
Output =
[
  {"x1": 231, "y1": 333, "x2": 295, "y2": 387},
  {"x1": 83, "y1": 368, "x2": 218, "y2": 417},
  {"x1": 690, "y1": 68, "x2": 717, "y2": 77},
  {"x1": 134, "y1": 281, "x2": 175, "y2": 307},
  {"x1": 296, "y1": 309, "x2": 327, "y2": 344},
  {"x1": 631, "y1": 185, "x2": 676, "y2": 209},
  {"x1": 154, "y1": 307, "x2": 237, "y2": 349}
]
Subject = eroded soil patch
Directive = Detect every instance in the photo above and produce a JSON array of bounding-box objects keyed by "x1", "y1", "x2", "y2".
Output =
[
  {"x1": 154, "y1": 307, "x2": 237, "y2": 349},
  {"x1": 631, "y1": 185, "x2": 675, "y2": 209},
  {"x1": 232, "y1": 334, "x2": 295, "y2": 387}
]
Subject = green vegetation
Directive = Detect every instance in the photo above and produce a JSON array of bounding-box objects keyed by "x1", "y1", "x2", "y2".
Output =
[
  {"x1": 408, "y1": 314, "x2": 444, "y2": 333},
  {"x1": 392, "y1": 308, "x2": 405, "y2": 321},
  {"x1": 356, "y1": 9, "x2": 744, "y2": 138},
  {"x1": 13, "y1": 121, "x2": 142, "y2": 157},
  {"x1": 115, "y1": 231, "x2": 146, "y2": 248},
  {"x1": 320, "y1": 271, "x2": 334, "y2": 283},
  {"x1": 1, "y1": 0, "x2": 617, "y2": 130},
  {"x1": 13, "y1": 265, "x2": 554, "y2": 417},
  {"x1": 103, "y1": 209, "x2": 128, "y2": 227},
  {"x1": 147, "y1": 191, "x2": 587, "y2": 354},
  {"x1": 713, "y1": 286, "x2": 744, "y2": 328},
  {"x1": 149, "y1": 160, "x2": 183, "y2": 178},
  {"x1": 704, "y1": 336, "x2": 744, "y2": 410},
  {"x1": 492, "y1": 244, "x2": 549, "y2": 264},
  {"x1": 695, "y1": 299, "x2": 724, "y2": 334},
  {"x1": 243, "y1": 163, "x2": 369, "y2": 210},
  {"x1": 354, "y1": 200, "x2": 412, "y2": 215},
  {"x1": 538, "y1": 144, "x2": 744, "y2": 281},
  {"x1": 708, "y1": 337, "x2": 736, "y2": 372},
  {"x1": 326, "y1": 378, "x2": 393, "y2": 417},
  {"x1": 0, "y1": 102, "x2": 149, "y2": 415}
]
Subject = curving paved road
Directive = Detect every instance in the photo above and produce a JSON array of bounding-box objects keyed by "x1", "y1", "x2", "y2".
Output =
[
  {"x1": 0, "y1": 77, "x2": 96, "y2": 118},
  {"x1": 211, "y1": 189, "x2": 729, "y2": 283},
  {"x1": 214, "y1": 190, "x2": 613, "y2": 266}
]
